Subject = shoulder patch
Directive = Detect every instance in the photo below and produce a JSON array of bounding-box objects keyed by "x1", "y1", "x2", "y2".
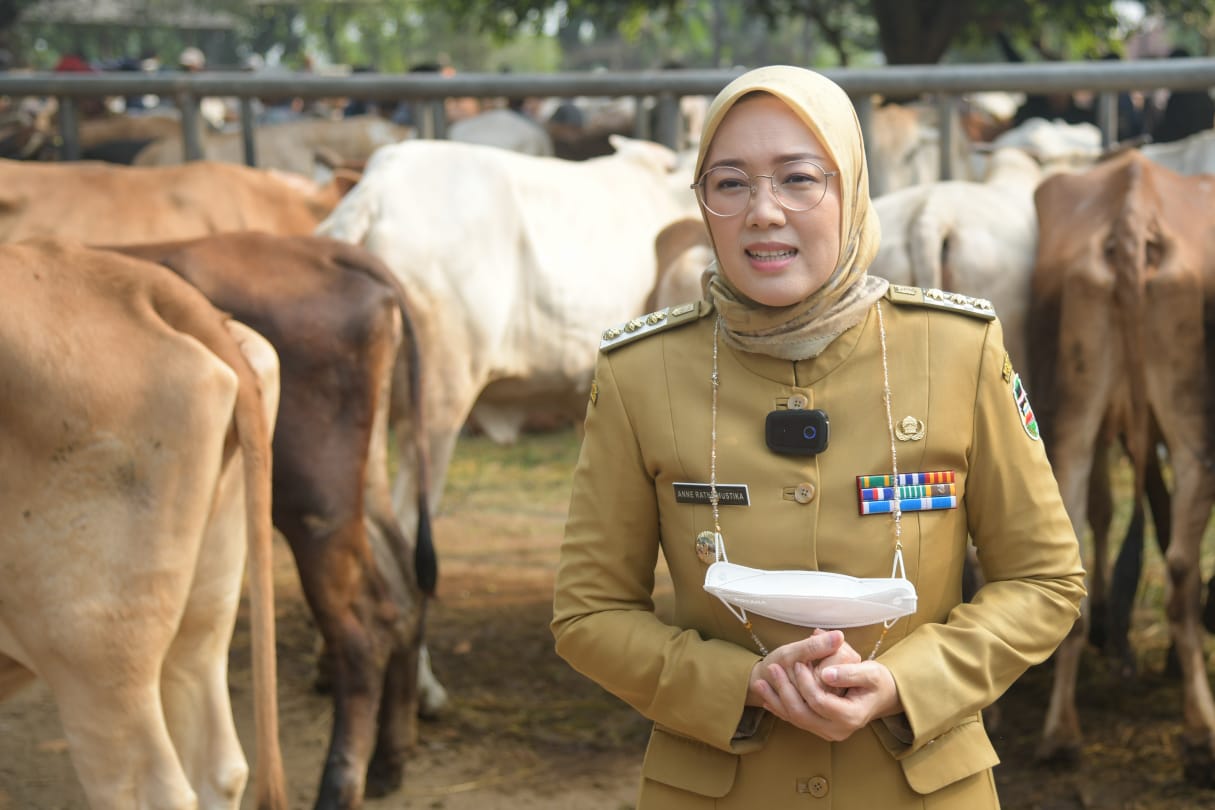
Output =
[
  {"x1": 600, "y1": 300, "x2": 711, "y2": 352},
  {"x1": 885, "y1": 285, "x2": 996, "y2": 321}
]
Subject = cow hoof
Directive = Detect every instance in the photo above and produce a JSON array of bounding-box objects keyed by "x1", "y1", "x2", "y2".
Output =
[
  {"x1": 1203, "y1": 595, "x2": 1215, "y2": 634},
  {"x1": 1181, "y1": 735, "x2": 1215, "y2": 787},
  {"x1": 1116, "y1": 651, "x2": 1138, "y2": 681},
  {"x1": 1165, "y1": 644, "x2": 1182, "y2": 679},
  {"x1": 1087, "y1": 602, "x2": 1108, "y2": 650},
  {"x1": 1034, "y1": 738, "x2": 1081, "y2": 767},
  {"x1": 365, "y1": 757, "x2": 404, "y2": 798},
  {"x1": 418, "y1": 683, "x2": 450, "y2": 721}
]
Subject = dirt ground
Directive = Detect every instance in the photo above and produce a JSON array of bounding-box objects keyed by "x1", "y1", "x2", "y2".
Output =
[{"x1": 3, "y1": 429, "x2": 1215, "y2": 810}]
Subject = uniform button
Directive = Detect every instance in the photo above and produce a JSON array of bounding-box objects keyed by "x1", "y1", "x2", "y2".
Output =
[
  {"x1": 794, "y1": 482, "x2": 816, "y2": 504},
  {"x1": 787, "y1": 393, "x2": 809, "y2": 410},
  {"x1": 797, "y1": 776, "x2": 830, "y2": 797}
]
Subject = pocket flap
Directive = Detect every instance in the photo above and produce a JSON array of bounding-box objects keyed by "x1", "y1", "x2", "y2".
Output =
[
  {"x1": 641, "y1": 726, "x2": 739, "y2": 798},
  {"x1": 899, "y1": 716, "x2": 999, "y2": 794}
]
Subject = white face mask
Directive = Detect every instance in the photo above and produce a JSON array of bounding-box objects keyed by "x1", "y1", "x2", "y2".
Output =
[{"x1": 703, "y1": 559, "x2": 917, "y2": 629}]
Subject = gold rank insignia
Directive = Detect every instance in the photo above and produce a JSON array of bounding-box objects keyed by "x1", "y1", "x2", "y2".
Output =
[
  {"x1": 885, "y1": 285, "x2": 997, "y2": 321},
  {"x1": 1001, "y1": 352, "x2": 1013, "y2": 383},
  {"x1": 589, "y1": 379, "x2": 598, "y2": 406},
  {"x1": 599, "y1": 301, "x2": 709, "y2": 352}
]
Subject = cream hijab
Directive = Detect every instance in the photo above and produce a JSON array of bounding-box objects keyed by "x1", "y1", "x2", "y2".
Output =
[{"x1": 697, "y1": 65, "x2": 886, "y2": 360}]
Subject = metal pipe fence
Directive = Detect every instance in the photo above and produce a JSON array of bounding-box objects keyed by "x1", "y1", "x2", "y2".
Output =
[{"x1": 3, "y1": 58, "x2": 1214, "y2": 174}]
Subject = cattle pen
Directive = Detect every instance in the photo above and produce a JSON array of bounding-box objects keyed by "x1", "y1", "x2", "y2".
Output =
[{"x1": 3, "y1": 56, "x2": 1215, "y2": 187}]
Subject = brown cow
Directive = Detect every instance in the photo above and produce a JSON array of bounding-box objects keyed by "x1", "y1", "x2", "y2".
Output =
[
  {"x1": 0, "y1": 241, "x2": 286, "y2": 809},
  {"x1": 1028, "y1": 149, "x2": 1215, "y2": 783},
  {"x1": 112, "y1": 231, "x2": 434, "y2": 810},
  {"x1": 0, "y1": 158, "x2": 356, "y2": 245}
]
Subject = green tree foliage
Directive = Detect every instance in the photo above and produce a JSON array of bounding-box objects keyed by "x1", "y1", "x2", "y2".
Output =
[{"x1": 4, "y1": 0, "x2": 1212, "y2": 73}]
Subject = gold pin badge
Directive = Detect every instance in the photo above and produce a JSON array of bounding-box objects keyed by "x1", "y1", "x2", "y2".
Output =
[
  {"x1": 589, "y1": 379, "x2": 598, "y2": 406},
  {"x1": 894, "y1": 415, "x2": 926, "y2": 442},
  {"x1": 1001, "y1": 352, "x2": 1013, "y2": 383}
]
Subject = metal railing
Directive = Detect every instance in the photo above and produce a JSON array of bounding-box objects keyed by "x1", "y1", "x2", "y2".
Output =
[{"x1": 3, "y1": 58, "x2": 1215, "y2": 176}]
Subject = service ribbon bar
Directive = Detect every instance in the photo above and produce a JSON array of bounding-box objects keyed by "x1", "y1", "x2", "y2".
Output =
[
  {"x1": 856, "y1": 470, "x2": 955, "y2": 489},
  {"x1": 859, "y1": 483, "x2": 956, "y2": 502},
  {"x1": 859, "y1": 495, "x2": 958, "y2": 515}
]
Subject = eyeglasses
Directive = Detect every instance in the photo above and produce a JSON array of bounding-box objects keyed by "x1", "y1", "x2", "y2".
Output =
[{"x1": 691, "y1": 160, "x2": 838, "y2": 217}]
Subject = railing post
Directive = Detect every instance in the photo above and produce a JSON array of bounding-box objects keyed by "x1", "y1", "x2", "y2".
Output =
[
  {"x1": 58, "y1": 96, "x2": 80, "y2": 160},
  {"x1": 239, "y1": 96, "x2": 257, "y2": 167},
  {"x1": 854, "y1": 94, "x2": 875, "y2": 197},
  {"x1": 937, "y1": 93, "x2": 956, "y2": 181},
  {"x1": 654, "y1": 92, "x2": 681, "y2": 150},
  {"x1": 633, "y1": 94, "x2": 650, "y2": 140},
  {"x1": 178, "y1": 93, "x2": 203, "y2": 161},
  {"x1": 1097, "y1": 90, "x2": 1118, "y2": 149}
]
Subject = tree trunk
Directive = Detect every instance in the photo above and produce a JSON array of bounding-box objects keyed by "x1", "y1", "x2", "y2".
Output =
[{"x1": 872, "y1": 0, "x2": 972, "y2": 65}]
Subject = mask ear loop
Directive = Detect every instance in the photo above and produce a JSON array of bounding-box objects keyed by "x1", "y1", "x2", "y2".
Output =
[
  {"x1": 710, "y1": 317, "x2": 770, "y2": 656},
  {"x1": 871, "y1": 300, "x2": 906, "y2": 660}
]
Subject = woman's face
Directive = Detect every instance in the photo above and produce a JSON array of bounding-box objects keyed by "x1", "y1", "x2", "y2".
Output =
[{"x1": 700, "y1": 94, "x2": 843, "y2": 308}]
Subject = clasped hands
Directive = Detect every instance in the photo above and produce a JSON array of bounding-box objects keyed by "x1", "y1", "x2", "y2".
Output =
[{"x1": 747, "y1": 628, "x2": 903, "y2": 742}]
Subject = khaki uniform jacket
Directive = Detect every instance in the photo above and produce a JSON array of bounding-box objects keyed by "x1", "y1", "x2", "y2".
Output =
[{"x1": 552, "y1": 289, "x2": 1086, "y2": 809}]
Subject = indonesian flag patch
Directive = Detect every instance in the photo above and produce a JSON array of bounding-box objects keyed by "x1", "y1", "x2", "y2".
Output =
[{"x1": 1011, "y1": 372, "x2": 1041, "y2": 441}]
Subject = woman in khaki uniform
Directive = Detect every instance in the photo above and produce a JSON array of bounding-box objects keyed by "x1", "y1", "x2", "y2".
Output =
[{"x1": 551, "y1": 65, "x2": 1086, "y2": 809}]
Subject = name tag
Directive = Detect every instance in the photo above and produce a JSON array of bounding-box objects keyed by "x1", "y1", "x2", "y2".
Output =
[{"x1": 673, "y1": 482, "x2": 750, "y2": 506}]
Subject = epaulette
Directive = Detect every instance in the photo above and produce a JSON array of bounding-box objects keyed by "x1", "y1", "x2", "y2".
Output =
[
  {"x1": 599, "y1": 300, "x2": 711, "y2": 352},
  {"x1": 884, "y1": 284, "x2": 996, "y2": 321}
]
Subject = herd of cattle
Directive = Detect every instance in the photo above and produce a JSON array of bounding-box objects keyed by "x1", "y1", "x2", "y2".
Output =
[{"x1": 3, "y1": 91, "x2": 1215, "y2": 808}]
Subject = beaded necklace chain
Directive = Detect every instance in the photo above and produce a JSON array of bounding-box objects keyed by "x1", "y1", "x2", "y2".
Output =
[{"x1": 708, "y1": 302, "x2": 906, "y2": 661}]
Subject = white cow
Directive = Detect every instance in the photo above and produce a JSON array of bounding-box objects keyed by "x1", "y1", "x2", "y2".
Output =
[
  {"x1": 1142, "y1": 127, "x2": 1215, "y2": 174},
  {"x1": 133, "y1": 115, "x2": 412, "y2": 180},
  {"x1": 871, "y1": 147, "x2": 1046, "y2": 368},
  {"x1": 448, "y1": 108, "x2": 555, "y2": 156},
  {"x1": 0, "y1": 242, "x2": 285, "y2": 810},
  {"x1": 319, "y1": 135, "x2": 696, "y2": 482},
  {"x1": 868, "y1": 101, "x2": 975, "y2": 197},
  {"x1": 987, "y1": 118, "x2": 1103, "y2": 175}
]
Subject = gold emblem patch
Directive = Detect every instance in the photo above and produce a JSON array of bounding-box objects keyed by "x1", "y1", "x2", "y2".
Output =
[{"x1": 894, "y1": 416, "x2": 926, "y2": 442}]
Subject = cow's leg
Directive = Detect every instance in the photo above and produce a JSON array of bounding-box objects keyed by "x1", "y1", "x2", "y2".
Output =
[
  {"x1": 49, "y1": 674, "x2": 198, "y2": 810},
  {"x1": 1037, "y1": 412, "x2": 1104, "y2": 762},
  {"x1": 390, "y1": 423, "x2": 460, "y2": 720},
  {"x1": 35, "y1": 519, "x2": 208, "y2": 810},
  {"x1": 161, "y1": 451, "x2": 252, "y2": 810},
  {"x1": 416, "y1": 643, "x2": 450, "y2": 720},
  {"x1": 1085, "y1": 443, "x2": 1113, "y2": 651},
  {"x1": 366, "y1": 638, "x2": 423, "y2": 797},
  {"x1": 280, "y1": 502, "x2": 391, "y2": 810},
  {"x1": 1161, "y1": 456, "x2": 1215, "y2": 787},
  {"x1": 1105, "y1": 500, "x2": 1145, "y2": 678}
]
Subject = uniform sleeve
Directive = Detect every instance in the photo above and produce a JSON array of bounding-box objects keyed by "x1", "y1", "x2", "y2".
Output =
[
  {"x1": 876, "y1": 317, "x2": 1086, "y2": 752},
  {"x1": 551, "y1": 348, "x2": 763, "y2": 753}
]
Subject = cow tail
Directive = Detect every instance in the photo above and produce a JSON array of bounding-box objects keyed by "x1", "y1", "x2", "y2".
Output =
[
  {"x1": 395, "y1": 276, "x2": 438, "y2": 595},
  {"x1": 1112, "y1": 180, "x2": 1152, "y2": 505},
  {"x1": 341, "y1": 245, "x2": 438, "y2": 596},
  {"x1": 148, "y1": 275, "x2": 288, "y2": 810},
  {"x1": 908, "y1": 193, "x2": 952, "y2": 291}
]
